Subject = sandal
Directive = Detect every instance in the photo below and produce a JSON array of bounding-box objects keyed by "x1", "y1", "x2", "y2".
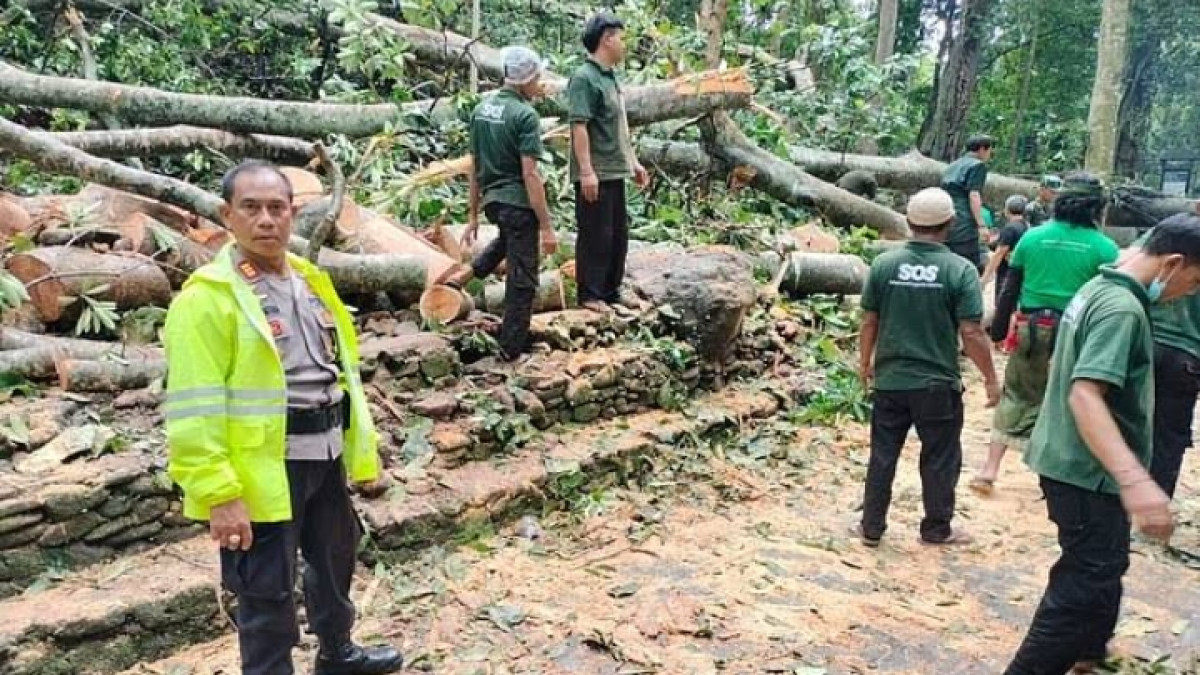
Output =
[
  {"x1": 968, "y1": 476, "x2": 995, "y2": 496},
  {"x1": 849, "y1": 523, "x2": 881, "y2": 548},
  {"x1": 920, "y1": 529, "x2": 974, "y2": 546}
]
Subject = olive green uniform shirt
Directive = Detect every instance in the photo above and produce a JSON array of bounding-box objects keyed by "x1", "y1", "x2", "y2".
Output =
[
  {"x1": 861, "y1": 241, "x2": 984, "y2": 391},
  {"x1": 940, "y1": 155, "x2": 988, "y2": 247},
  {"x1": 1133, "y1": 229, "x2": 1200, "y2": 358},
  {"x1": 1009, "y1": 219, "x2": 1119, "y2": 311},
  {"x1": 1024, "y1": 268, "x2": 1154, "y2": 495},
  {"x1": 566, "y1": 58, "x2": 634, "y2": 182},
  {"x1": 470, "y1": 88, "x2": 545, "y2": 210}
]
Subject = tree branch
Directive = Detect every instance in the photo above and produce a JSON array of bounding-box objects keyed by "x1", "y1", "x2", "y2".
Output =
[
  {"x1": 45, "y1": 125, "x2": 316, "y2": 162},
  {"x1": 305, "y1": 143, "x2": 345, "y2": 263}
]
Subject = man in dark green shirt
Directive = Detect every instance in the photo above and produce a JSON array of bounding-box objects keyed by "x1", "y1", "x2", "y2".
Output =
[
  {"x1": 856, "y1": 188, "x2": 999, "y2": 548},
  {"x1": 1024, "y1": 174, "x2": 1062, "y2": 227},
  {"x1": 1003, "y1": 219, "x2": 1200, "y2": 675},
  {"x1": 1125, "y1": 215, "x2": 1200, "y2": 498},
  {"x1": 443, "y1": 46, "x2": 556, "y2": 361},
  {"x1": 940, "y1": 134, "x2": 995, "y2": 271},
  {"x1": 972, "y1": 174, "x2": 1119, "y2": 492},
  {"x1": 568, "y1": 11, "x2": 650, "y2": 312}
]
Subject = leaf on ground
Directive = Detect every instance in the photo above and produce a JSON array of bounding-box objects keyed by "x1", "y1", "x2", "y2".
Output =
[
  {"x1": 480, "y1": 603, "x2": 526, "y2": 632},
  {"x1": 608, "y1": 582, "x2": 640, "y2": 598}
]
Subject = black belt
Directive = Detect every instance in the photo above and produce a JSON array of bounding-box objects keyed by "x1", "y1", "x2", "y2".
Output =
[{"x1": 286, "y1": 399, "x2": 347, "y2": 435}]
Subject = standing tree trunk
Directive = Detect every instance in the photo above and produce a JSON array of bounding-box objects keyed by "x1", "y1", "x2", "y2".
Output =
[
  {"x1": 874, "y1": 0, "x2": 899, "y2": 64},
  {"x1": 1007, "y1": 17, "x2": 1040, "y2": 168},
  {"x1": 1085, "y1": 0, "x2": 1131, "y2": 177},
  {"x1": 700, "y1": 0, "x2": 730, "y2": 68},
  {"x1": 918, "y1": 0, "x2": 995, "y2": 161},
  {"x1": 1115, "y1": 18, "x2": 1160, "y2": 178}
]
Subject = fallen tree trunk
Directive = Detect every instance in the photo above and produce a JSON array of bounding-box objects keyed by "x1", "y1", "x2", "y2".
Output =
[
  {"x1": 757, "y1": 251, "x2": 869, "y2": 296},
  {"x1": 0, "y1": 336, "x2": 162, "y2": 380},
  {"x1": 787, "y1": 146, "x2": 1039, "y2": 205},
  {"x1": 0, "y1": 56, "x2": 750, "y2": 139},
  {"x1": 0, "y1": 116, "x2": 225, "y2": 223},
  {"x1": 46, "y1": 126, "x2": 315, "y2": 163},
  {"x1": 296, "y1": 198, "x2": 459, "y2": 287},
  {"x1": 1108, "y1": 186, "x2": 1200, "y2": 230},
  {"x1": 6, "y1": 247, "x2": 173, "y2": 323},
  {"x1": 295, "y1": 246, "x2": 429, "y2": 306},
  {"x1": 57, "y1": 358, "x2": 167, "y2": 392},
  {"x1": 639, "y1": 134, "x2": 911, "y2": 238}
]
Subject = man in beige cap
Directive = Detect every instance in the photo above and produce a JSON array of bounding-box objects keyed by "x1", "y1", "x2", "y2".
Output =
[{"x1": 855, "y1": 187, "x2": 1000, "y2": 547}]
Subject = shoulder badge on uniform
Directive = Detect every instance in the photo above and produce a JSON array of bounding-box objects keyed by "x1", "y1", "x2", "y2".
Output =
[
  {"x1": 237, "y1": 260, "x2": 260, "y2": 281},
  {"x1": 268, "y1": 318, "x2": 289, "y2": 338}
]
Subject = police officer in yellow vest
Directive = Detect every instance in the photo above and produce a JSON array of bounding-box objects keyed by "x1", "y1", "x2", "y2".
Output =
[{"x1": 163, "y1": 162, "x2": 403, "y2": 675}]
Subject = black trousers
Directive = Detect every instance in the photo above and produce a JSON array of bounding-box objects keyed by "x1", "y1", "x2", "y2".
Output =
[
  {"x1": 946, "y1": 239, "x2": 984, "y2": 273},
  {"x1": 1150, "y1": 344, "x2": 1200, "y2": 498},
  {"x1": 861, "y1": 387, "x2": 963, "y2": 542},
  {"x1": 1005, "y1": 477, "x2": 1131, "y2": 674},
  {"x1": 472, "y1": 202, "x2": 540, "y2": 359},
  {"x1": 220, "y1": 459, "x2": 360, "y2": 675},
  {"x1": 574, "y1": 180, "x2": 628, "y2": 304}
]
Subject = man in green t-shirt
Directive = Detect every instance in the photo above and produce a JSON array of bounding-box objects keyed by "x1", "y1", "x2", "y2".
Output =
[
  {"x1": 1024, "y1": 174, "x2": 1062, "y2": 227},
  {"x1": 567, "y1": 11, "x2": 650, "y2": 313},
  {"x1": 1124, "y1": 215, "x2": 1200, "y2": 498},
  {"x1": 855, "y1": 188, "x2": 999, "y2": 548},
  {"x1": 443, "y1": 46, "x2": 556, "y2": 361},
  {"x1": 1003, "y1": 219, "x2": 1200, "y2": 675},
  {"x1": 940, "y1": 134, "x2": 995, "y2": 271},
  {"x1": 971, "y1": 173, "x2": 1119, "y2": 492}
]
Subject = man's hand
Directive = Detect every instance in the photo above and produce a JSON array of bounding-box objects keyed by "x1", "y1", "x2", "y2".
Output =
[
  {"x1": 209, "y1": 498, "x2": 252, "y2": 551},
  {"x1": 1120, "y1": 479, "x2": 1175, "y2": 542},
  {"x1": 461, "y1": 220, "x2": 479, "y2": 248},
  {"x1": 858, "y1": 361, "x2": 874, "y2": 388},
  {"x1": 984, "y1": 379, "x2": 1002, "y2": 407},
  {"x1": 633, "y1": 163, "x2": 650, "y2": 190},
  {"x1": 540, "y1": 228, "x2": 558, "y2": 256},
  {"x1": 580, "y1": 172, "x2": 600, "y2": 203}
]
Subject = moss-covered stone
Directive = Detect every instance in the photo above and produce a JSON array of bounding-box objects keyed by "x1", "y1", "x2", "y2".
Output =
[{"x1": 40, "y1": 484, "x2": 107, "y2": 521}]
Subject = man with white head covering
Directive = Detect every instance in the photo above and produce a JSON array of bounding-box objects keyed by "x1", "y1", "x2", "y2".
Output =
[
  {"x1": 447, "y1": 46, "x2": 556, "y2": 361},
  {"x1": 855, "y1": 188, "x2": 1000, "y2": 548}
]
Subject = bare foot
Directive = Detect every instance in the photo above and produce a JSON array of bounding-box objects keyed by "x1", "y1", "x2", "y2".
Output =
[{"x1": 968, "y1": 476, "x2": 996, "y2": 496}]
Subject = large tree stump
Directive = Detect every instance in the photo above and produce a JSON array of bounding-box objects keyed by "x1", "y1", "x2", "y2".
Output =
[
  {"x1": 5, "y1": 247, "x2": 173, "y2": 323},
  {"x1": 57, "y1": 358, "x2": 167, "y2": 392}
]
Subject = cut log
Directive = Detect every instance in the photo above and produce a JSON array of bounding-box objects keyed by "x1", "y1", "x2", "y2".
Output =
[
  {"x1": 478, "y1": 271, "x2": 568, "y2": 314},
  {"x1": 281, "y1": 168, "x2": 326, "y2": 207},
  {"x1": 0, "y1": 339, "x2": 161, "y2": 380},
  {"x1": 295, "y1": 198, "x2": 459, "y2": 286},
  {"x1": 0, "y1": 194, "x2": 32, "y2": 237},
  {"x1": 419, "y1": 285, "x2": 475, "y2": 323},
  {"x1": 46, "y1": 126, "x2": 315, "y2": 164},
  {"x1": 312, "y1": 249, "x2": 428, "y2": 306},
  {"x1": 5, "y1": 247, "x2": 173, "y2": 323},
  {"x1": 56, "y1": 358, "x2": 167, "y2": 392},
  {"x1": 757, "y1": 252, "x2": 869, "y2": 296}
]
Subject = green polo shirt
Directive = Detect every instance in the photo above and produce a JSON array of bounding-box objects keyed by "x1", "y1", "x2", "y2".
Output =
[
  {"x1": 861, "y1": 240, "x2": 984, "y2": 391},
  {"x1": 1132, "y1": 230, "x2": 1200, "y2": 358},
  {"x1": 469, "y1": 88, "x2": 544, "y2": 210},
  {"x1": 1025, "y1": 268, "x2": 1154, "y2": 495},
  {"x1": 566, "y1": 58, "x2": 634, "y2": 182},
  {"x1": 1009, "y1": 219, "x2": 1119, "y2": 311},
  {"x1": 940, "y1": 155, "x2": 988, "y2": 246}
]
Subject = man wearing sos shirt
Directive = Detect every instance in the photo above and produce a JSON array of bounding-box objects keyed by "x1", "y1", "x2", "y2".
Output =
[{"x1": 855, "y1": 188, "x2": 1000, "y2": 547}]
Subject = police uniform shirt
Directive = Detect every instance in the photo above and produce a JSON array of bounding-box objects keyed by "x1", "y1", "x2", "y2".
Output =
[{"x1": 236, "y1": 251, "x2": 344, "y2": 461}]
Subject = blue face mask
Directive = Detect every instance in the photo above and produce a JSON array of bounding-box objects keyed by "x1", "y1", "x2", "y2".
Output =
[{"x1": 1147, "y1": 267, "x2": 1177, "y2": 304}]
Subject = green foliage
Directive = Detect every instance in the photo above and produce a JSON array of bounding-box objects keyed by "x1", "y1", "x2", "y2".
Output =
[
  {"x1": 72, "y1": 287, "x2": 120, "y2": 337},
  {"x1": 119, "y1": 306, "x2": 168, "y2": 345},
  {"x1": 0, "y1": 270, "x2": 30, "y2": 313}
]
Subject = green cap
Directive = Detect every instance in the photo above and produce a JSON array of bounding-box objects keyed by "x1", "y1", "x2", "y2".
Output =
[{"x1": 1040, "y1": 175, "x2": 1063, "y2": 190}]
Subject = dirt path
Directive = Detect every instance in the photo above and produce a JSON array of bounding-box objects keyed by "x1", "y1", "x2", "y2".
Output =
[{"x1": 130, "y1": 375, "x2": 1200, "y2": 675}]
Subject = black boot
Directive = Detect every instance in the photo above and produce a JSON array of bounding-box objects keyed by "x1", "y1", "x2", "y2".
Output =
[{"x1": 313, "y1": 636, "x2": 403, "y2": 675}]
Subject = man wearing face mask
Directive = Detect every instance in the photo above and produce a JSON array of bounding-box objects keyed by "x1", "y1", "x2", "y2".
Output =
[
  {"x1": 1003, "y1": 216, "x2": 1200, "y2": 675},
  {"x1": 971, "y1": 173, "x2": 1119, "y2": 493},
  {"x1": 1123, "y1": 214, "x2": 1200, "y2": 498}
]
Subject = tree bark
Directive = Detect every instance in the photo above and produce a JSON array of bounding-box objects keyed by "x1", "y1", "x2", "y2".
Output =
[
  {"x1": 1085, "y1": 0, "x2": 1131, "y2": 176},
  {"x1": 699, "y1": 0, "x2": 730, "y2": 68},
  {"x1": 0, "y1": 116, "x2": 225, "y2": 223},
  {"x1": 1114, "y1": 16, "x2": 1159, "y2": 178},
  {"x1": 874, "y1": 0, "x2": 899, "y2": 65},
  {"x1": 479, "y1": 271, "x2": 567, "y2": 314},
  {"x1": 57, "y1": 358, "x2": 167, "y2": 392},
  {"x1": 308, "y1": 249, "x2": 429, "y2": 306},
  {"x1": 46, "y1": 126, "x2": 315, "y2": 163},
  {"x1": 918, "y1": 0, "x2": 995, "y2": 161},
  {"x1": 5, "y1": 247, "x2": 174, "y2": 323},
  {"x1": 1007, "y1": 17, "x2": 1040, "y2": 168},
  {"x1": 0, "y1": 336, "x2": 161, "y2": 380}
]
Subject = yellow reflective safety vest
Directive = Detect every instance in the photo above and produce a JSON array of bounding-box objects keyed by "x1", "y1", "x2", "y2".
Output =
[{"x1": 163, "y1": 245, "x2": 380, "y2": 522}]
